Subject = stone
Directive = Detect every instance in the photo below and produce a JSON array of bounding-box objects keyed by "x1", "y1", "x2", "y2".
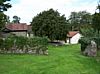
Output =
[
  {"x1": 44, "y1": 50, "x2": 48, "y2": 55},
  {"x1": 83, "y1": 40, "x2": 97, "y2": 57}
]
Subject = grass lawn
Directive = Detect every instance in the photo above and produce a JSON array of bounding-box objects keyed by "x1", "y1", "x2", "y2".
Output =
[{"x1": 0, "y1": 44, "x2": 100, "y2": 74}]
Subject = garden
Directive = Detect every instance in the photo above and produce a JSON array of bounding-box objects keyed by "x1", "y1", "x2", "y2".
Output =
[{"x1": 0, "y1": 0, "x2": 100, "y2": 74}]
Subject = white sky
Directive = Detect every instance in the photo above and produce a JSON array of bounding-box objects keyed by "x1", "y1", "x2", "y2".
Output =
[{"x1": 5, "y1": 0, "x2": 97, "y2": 24}]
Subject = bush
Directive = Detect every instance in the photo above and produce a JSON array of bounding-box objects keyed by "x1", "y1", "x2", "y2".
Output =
[
  {"x1": 79, "y1": 37, "x2": 100, "y2": 51},
  {"x1": 79, "y1": 37, "x2": 91, "y2": 52},
  {"x1": 0, "y1": 36, "x2": 48, "y2": 54},
  {"x1": 0, "y1": 38, "x2": 3, "y2": 50},
  {"x1": 4, "y1": 37, "x2": 14, "y2": 51},
  {"x1": 15, "y1": 36, "x2": 28, "y2": 50},
  {"x1": 28, "y1": 37, "x2": 48, "y2": 54}
]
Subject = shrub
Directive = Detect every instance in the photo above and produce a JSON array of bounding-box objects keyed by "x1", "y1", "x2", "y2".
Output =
[
  {"x1": 15, "y1": 36, "x2": 28, "y2": 50},
  {"x1": 0, "y1": 36, "x2": 48, "y2": 54},
  {"x1": 0, "y1": 38, "x2": 3, "y2": 50},
  {"x1": 79, "y1": 37, "x2": 91, "y2": 52},
  {"x1": 4, "y1": 38, "x2": 14, "y2": 50},
  {"x1": 79, "y1": 37, "x2": 100, "y2": 51},
  {"x1": 28, "y1": 37, "x2": 48, "y2": 54}
]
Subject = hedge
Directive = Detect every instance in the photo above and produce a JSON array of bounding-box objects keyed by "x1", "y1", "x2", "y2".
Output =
[{"x1": 0, "y1": 36, "x2": 48, "y2": 55}]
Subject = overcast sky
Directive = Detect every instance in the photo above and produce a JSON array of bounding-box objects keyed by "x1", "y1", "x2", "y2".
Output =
[{"x1": 5, "y1": 0, "x2": 98, "y2": 24}]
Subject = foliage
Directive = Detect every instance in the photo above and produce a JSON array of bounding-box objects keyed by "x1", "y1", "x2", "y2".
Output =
[
  {"x1": 79, "y1": 12, "x2": 100, "y2": 50},
  {"x1": 92, "y1": 37, "x2": 100, "y2": 48},
  {"x1": 79, "y1": 23, "x2": 100, "y2": 50},
  {"x1": 0, "y1": 0, "x2": 11, "y2": 31},
  {"x1": 80, "y1": 26, "x2": 96, "y2": 38},
  {"x1": 15, "y1": 36, "x2": 28, "y2": 50},
  {"x1": 0, "y1": 45, "x2": 100, "y2": 74},
  {"x1": 79, "y1": 37, "x2": 91, "y2": 52},
  {"x1": 0, "y1": 36, "x2": 48, "y2": 54},
  {"x1": 0, "y1": 38, "x2": 3, "y2": 49},
  {"x1": 80, "y1": 27, "x2": 100, "y2": 41},
  {"x1": 79, "y1": 36, "x2": 100, "y2": 51},
  {"x1": 0, "y1": 0, "x2": 12, "y2": 12},
  {"x1": 92, "y1": 13, "x2": 100, "y2": 31},
  {"x1": 0, "y1": 12, "x2": 10, "y2": 31},
  {"x1": 12, "y1": 15, "x2": 20, "y2": 23},
  {"x1": 31, "y1": 9, "x2": 68, "y2": 41},
  {"x1": 92, "y1": 12, "x2": 100, "y2": 49},
  {"x1": 3, "y1": 37, "x2": 14, "y2": 51},
  {"x1": 68, "y1": 11, "x2": 92, "y2": 31},
  {"x1": 29, "y1": 37, "x2": 48, "y2": 46}
]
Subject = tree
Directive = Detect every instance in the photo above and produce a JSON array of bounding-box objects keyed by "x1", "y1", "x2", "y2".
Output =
[
  {"x1": 92, "y1": 4, "x2": 100, "y2": 49},
  {"x1": 68, "y1": 11, "x2": 92, "y2": 31},
  {"x1": 0, "y1": 0, "x2": 11, "y2": 31},
  {"x1": 92, "y1": 13, "x2": 100, "y2": 33},
  {"x1": 68, "y1": 12, "x2": 79, "y2": 31},
  {"x1": 12, "y1": 15, "x2": 20, "y2": 23},
  {"x1": 31, "y1": 9, "x2": 68, "y2": 41},
  {"x1": 80, "y1": 26, "x2": 96, "y2": 38},
  {"x1": 0, "y1": 12, "x2": 10, "y2": 31},
  {"x1": 0, "y1": 0, "x2": 12, "y2": 12}
]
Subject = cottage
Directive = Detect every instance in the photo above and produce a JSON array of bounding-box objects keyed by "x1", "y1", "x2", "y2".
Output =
[
  {"x1": 52, "y1": 31, "x2": 82, "y2": 45},
  {"x1": 67, "y1": 31, "x2": 81, "y2": 44},
  {"x1": 2, "y1": 23, "x2": 33, "y2": 37}
]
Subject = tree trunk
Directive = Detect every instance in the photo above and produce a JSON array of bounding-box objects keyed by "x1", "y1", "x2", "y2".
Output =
[{"x1": 97, "y1": 29, "x2": 99, "y2": 50}]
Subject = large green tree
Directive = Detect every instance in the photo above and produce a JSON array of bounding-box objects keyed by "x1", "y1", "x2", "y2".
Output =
[
  {"x1": 68, "y1": 12, "x2": 79, "y2": 31},
  {"x1": 92, "y1": 13, "x2": 100, "y2": 32},
  {"x1": 31, "y1": 9, "x2": 68, "y2": 41},
  {"x1": 68, "y1": 11, "x2": 92, "y2": 31},
  {"x1": 91, "y1": 1, "x2": 100, "y2": 49},
  {"x1": 92, "y1": 12, "x2": 100, "y2": 49},
  {"x1": 0, "y1": 12, "x2": 10, "y2": 31},
  {"x1": 0, "y1": 0, "x2": 11, "y2": 31}
]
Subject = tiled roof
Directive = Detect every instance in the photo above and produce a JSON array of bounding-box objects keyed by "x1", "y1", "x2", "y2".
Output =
[
  {"x1": 6, "y1": 23, "x2": 29, "y2": 31},
  {"x1": 67, "y1": 31, "x2": 79, "y2": 37}
]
